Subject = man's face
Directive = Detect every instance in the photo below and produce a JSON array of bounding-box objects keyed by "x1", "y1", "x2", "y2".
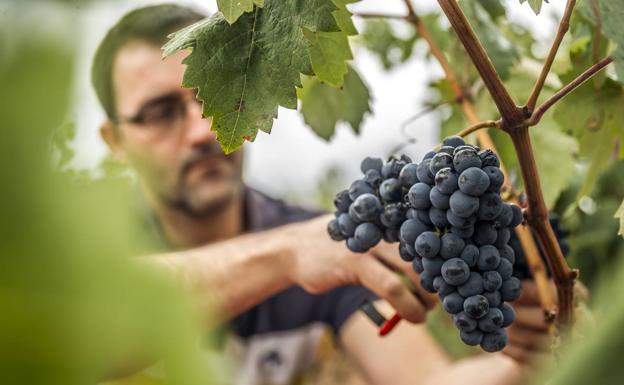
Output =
[{"x1": 107, "y1": 41, "x2": 243, "y2": 216}]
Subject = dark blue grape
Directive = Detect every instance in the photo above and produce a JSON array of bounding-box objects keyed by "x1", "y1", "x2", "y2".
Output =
[
  {"x1": 454, "y1": 144, "x2": 479, "y2": 156},
  {"x1": 423, "y1": 256, "x2": 445, "y2": 276},
  {"x1": 379, "y1": 203, "x2": 406, "y2": 228},
  {"x1": 460, "y1": 330, "x2": 484, "y2": 346},
  {"x1": 477, "y1": 192, "x2": 503, "y2": 221},
  {"x1": 478, "y1": 308, "x2": 504, "y2": 333},
  {"x1": 454, "y1": 311, "x2": 478, "y2": 332},
  {"x1": 338, "y1": 213, "x2": 357, "y2": 237},
  {"x1": 460, "y1": 244, "x2": 479, "y2": 267},
  {"x1": 496, "y1": 258, "x2": 513, "y2": 281},
  {"x1": 458, "y1": 167, "x2": 490, "y2": 196},
  {"x1": 464, "y1": 295, "x2": 489, "y2": 319},
  {"x1": 412, "y1": 255, "x2": 424, "y2": 273},
  {"x1": 354, "y1": 223, "x2": 382, "y2": 249},
  {"x1": 480, "y1": 329, "x2": 508, "y2": 352},
  {"x1": 415, "y1": 231, "x2": 441, "y2": 259},
  {"x1": 430, "y1": 186, "x2": 450, "y2": 210},
  {"x1": 416, "y1": 209, "x2": 433, "y2": 225},
  {"x1": 443, "y1": 292, "x2": 465, "y2": 314},
  {"x1": 364, "y1": 169, "x2": 382, "y2": 188},
  {"x1": 458, "y1": 272, "x2": 484, "y2": 297},
  {"x1": 499, "y1": 303, "x2": 515, "y2": 327},
  {"x1": 450, "y1": 225, "x2": 474, "y2": 239},
  {"x1": 430, "y1": 153, "x2": 454, "y2": 176},
  {"x1": 416, "y1": 159, "x2": 435, "y2": 185},
  {"x1": 399, "y1": 219, "x2": 430, "y2": 246},
  {"x1": 379, "y1": 178, "x2": 403, "y2": 202},
  {"x1": 350, "y1": 193, "x2": 382, "y2": 222},
  {"x1": 334, "y1": 190, "x2": 352, "y2": 212},
  {"x1": 429, "y1": 207, "x2": 449, "y2": 229},
  {"x1": 446, "y1": 209, "x2": 476, "y2": 228},
  {"x1": 399, "y1": 242, "x2": 415, "y2": 262},
  {"x1": 382, "y1": 158, "x2": 406, "y2": 179},
  {"x1": 453, "y1": 148, "x2": 482, "y2": 173},
  {"x1": 474, "y1": 222, "x2": 498, "y2": 246},
  {"x1": 483, "y1": 166, "x2": 504, "y2": 193},
  {"x1": 498, "y1": 245, "x2": 515, "y2": 264},
  {"x1": 361, "y1": 157, "x2": 383, "y2": 174},
  {"x1": 443, "y1": 135, "x2": 466, "y2": 148},
  {"x1": 434, "y1": 276, "x2": 455, "y2": 296},
  {"x1": 434, "y1": 167, "x2": 459, "y2": 195},
  {"x1": 478, "y1": 149, "x2": 500, "y2": 168},
  {"x1": 423, "y1": 151, "x2": 436, "y2": 160},
  {"x1": 494, "y1": 228, "x2": 511, "y2": 248},
  {"x1": 347, "y1": 237, "x2": 367, "y2": 253},
  {"x1": 419, "y1": 271, "x2": 436, "y2": 293},
  {"x1": 327, "y1": 219, "x2": 345, "y2": 241},
  {"x1": 348, "y1": 179, "x2": 375, "y2": 201},
  {"x1": 450, "y1": 190, "x2": 480, "y2": 218},
  {"x1": 501, "y1": 277, "x2": 522, "y2": 302},
  {"x1": 483, "y1": 271, "x2": 503, "y2": 292},
  {"x1": 496, "y1": 204, "x2": 513, "y2": 227},
  {"x1": 439, "y1": 146, "x2": 456, "y2": 156},
  {"x1": 406, "y1": 208, "x2": 417, "y2": 219},
  {"x1": 399, "y1": 163, "x2": 420, "y2": 187},
  {"x1": 483, "y1": 291, "x2": 501, "y2": 307},
  {"x1": 383, "y1": 228, "x2": 400, "y2": 243},
  {"x1": 510, "y1": 204, "x2": 523, "y2": 227},
  {"x1": 477, "y1": 245, "x2": 501, "y2": 271},
  {"x1": 442, "y1": 258, "x2": 471, "y2": 285},
  {"x1": 407, "y1": 183, "x2": 432, "y2": 210},
  {"x1": 440, "y1": 233, "x2": 465, "y2": 259}
]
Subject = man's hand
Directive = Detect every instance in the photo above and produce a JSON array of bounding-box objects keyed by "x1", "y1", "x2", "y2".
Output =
[
  {"x1": 284, "y1": 214, "x2": 438, "y2": 323},
  {"x1": 503, "y1": 281, "x2": 556, "y2": 367}
]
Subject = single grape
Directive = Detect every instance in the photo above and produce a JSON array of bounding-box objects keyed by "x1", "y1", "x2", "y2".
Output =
[
  {"x1": 406, "y1": 208, "x2": 417, "y2": 219},
  {"x1": 474, "y1": 222, "x2": 498, "y2": 246},
  {"x1": 361, "y1": 157, "x2": 384, "y2": 174},
  {"x1": 483, "y1": 291, "x2": 501, "y2": 307},
  {"x1": 443, "y1": 292, "x2": 466, "y2": 314},
  {"x1": 458, "y1": 272, "x2": 484, "y2": 297},
  {"x1": 440, "y1": 233, "x2": 466, "y2": 259},
  {"x1": 434, "y1": 276, "x2": 455, "y2": 296},
  {"x1": 380, "y1": 178, "x2": 403, "y2": 202},
  {"x1": 416, "y1": 209, "x2": 433, "y2": 226},
  {"x1": 412, "y1": 255, "x2": 424, "y2": 273},
  {"x1": 399, "y1": 163, "x2": 420, "y2": 187},
  {"x1": 364, "y1": 169, "x2": 382, "y2": 188},
  {"x1": 498, "y1": 245, "x2": 515, "y2": 264},
  {"x1": 423, "y1": 151, "x2": 437, "y2": 160},
  {"x1": 399, "y1": 219, "x2": 430, "y2": 246},
  {"x1": 434, "y1": 167, "x2": 459, "y2": 195},
  {"x1": 454, "y1": 144, "x2": 479, "y2": 156},
  {"x1": 478, "y1": 308, "x2": 504, "y2": 333},
  {"x1": 430, "y1": 186, "x2": 450, "y2": 210},
  {"x1": 347, "y1": 237, "x2": 367, "y2": 253},
  {"x1": 460, "y1": 244, "x2": 479, "y2": 267},
  {"x1": 480, "y1": 329, "x2": 508, "y2": 353},
  {"x1": 383, "y1": 228, "x2": 400, "y2": 243},
  {"x1": 499, "y1": 303, "x2": 516, "y2": 327},
  {"x1": 483, "y1": 166, "x2": 504, "y2": 193},
  {"x1": 478, "y1": 149, "x2": 500, "y2": 168},
  {"x1": 510, "y1": 204, "x2": 524, "y2": 227},
  {"x1": 416, "y1": 159, "x2": 435, "y2": 185},
  {"x1": 446, "y1": 209, "x2": 476, "y2": 228},
  {"x1": 423, "y1": 256, "x2": 446, "y2": 276},
  {"x1": 442, "y1": 258, "x2": 471, "y2": 285},
  {"x1": 382, "y1": 158, "x2": 406, "y2": 179},
  {"x1": 477, "y1": 192, "x2": 503, "y2": 221},
  {"x1": 350, "y1": 193, "x2": 382, "y2": 222},
  {"x1": 399, "y1": 242, "x2": 415, "y2": 262},
  {"x1": 407, "y1": 183, "x2": 432, "y2": 210},
  {"x1": 483, "y1": 271, "x2": 503, "y2": 292},
  {"x1": 458, "y1": 167, "x2": 490, "y2": 196},
  {"x1": 338, "y1": 213, "x2": 357, "y2": 237},
  {"x1": 379, "y1": 203, "x2": 406, "y2": 229},
  {"x1": 493, "y1": 228, "x2": 511, "y2": 248},
  {"x1": 429, "y1": 207, "x2": 449, "y2": 229},
  {"x1": 477, "y1": 245, "x2": 501, "y2": 271},
  {"x1": 496, "y1": 258, "x2": 513, "y2": 280},
  {"x1": 334, "y1": 190, "x2": 352, "y2": 213},
  {"x1": 327, "y1": 219, "x2": 345, "y2": 241},
  {"x1": 354, "y1": 223, "x2": 383, "y2": 250},
  {"x1": 429, "y1": 153, "x2": 454, "y2": 176},
  {"x1": 439, "y1": 146, "x2": 456, "y2": 156},
  {"x1": 450, "y1": 190, "x2": 480, "y2": 218},
  {"x1": 454, "y1": 311, "x2": 478, "y2": 332},
  {"x1": 453, "y1": 148, "x2": 482, "y2": 173},
  {"x1": 419, "y1": 271, "x2": 436, "y2": 293},
  {"x1": 460, "y1": 330, "x2": 484, "y2": 346},
  {"x1": 496, "y1": 204, "x2": 514, "y2": 227},
  {"x1": 450, "y1": 225, "x2": 475, "y2": 239},
  {"x1": 415, "y1": 231, "x2": 441, "y2": 259},
  {"x1": 464, "y1": 295, "x2": 490, "y2": 319},
  {"x1": 501, "y1": 277, "x2": 523, "y2": 302},
  {"x1": 443, "y1": 135, "x2": 466, "y2": 148},
  {"x1": 348, "y1": 179, "x2": 375, "y2": 201}
]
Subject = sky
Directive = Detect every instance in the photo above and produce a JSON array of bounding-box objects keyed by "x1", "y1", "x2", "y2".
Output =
[{"x1": 70, "y1": 0, "x2": 565, "y2": 206}]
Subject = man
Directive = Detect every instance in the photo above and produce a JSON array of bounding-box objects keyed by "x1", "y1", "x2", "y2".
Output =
[{"x1": 92, "y1": 4, "x2": 552, "y2": 385}]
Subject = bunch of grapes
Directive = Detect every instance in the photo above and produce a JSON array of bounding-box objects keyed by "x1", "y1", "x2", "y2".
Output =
[{"x1": 328, "y1": 136, "x2": 524, "y2": 352}]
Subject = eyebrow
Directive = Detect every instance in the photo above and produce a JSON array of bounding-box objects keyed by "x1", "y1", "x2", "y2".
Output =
[{"x1": 135, "y1": 91, "x2": 181, "y2": 113}]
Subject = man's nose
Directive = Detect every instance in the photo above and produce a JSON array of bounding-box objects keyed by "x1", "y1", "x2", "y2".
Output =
[{"x1": 185, "y1": 100, "x2": 216, "y2": 145}]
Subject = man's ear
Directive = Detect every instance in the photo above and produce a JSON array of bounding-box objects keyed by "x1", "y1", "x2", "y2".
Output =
[{"x1": 100, "y1": 121, "x2": 128, "y2": 164}]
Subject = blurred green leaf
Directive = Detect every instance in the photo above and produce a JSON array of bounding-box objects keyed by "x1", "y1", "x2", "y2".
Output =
[
  {"x1": 360, "y1": 18, "x2": 418, "y2": 70},
  {"x1": 519, "y1": 0, "x2": 545, "y2": 15}
]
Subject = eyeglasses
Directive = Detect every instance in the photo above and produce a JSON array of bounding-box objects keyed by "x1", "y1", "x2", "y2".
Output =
[{"x1": 114, "y1": 91, "x2": 202, "y2": 133}]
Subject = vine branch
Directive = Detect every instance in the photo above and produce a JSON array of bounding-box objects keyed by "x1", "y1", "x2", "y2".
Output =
[
  {"x1": 457, "y1": 120, "x2": 500, "y2": 138},
  {"x1": 526, "y1": 0, "x2": 576, "y2": 111},
  {"x1": 528, "y1": 56, "x2": 614, "y2": 126}
]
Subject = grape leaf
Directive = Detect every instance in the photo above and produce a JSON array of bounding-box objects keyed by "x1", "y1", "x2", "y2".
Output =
[
  {"x1": 616, "y1": 200, "x2": 624, "y2": 237},
  {"x1": 361, "y1": 18, "x2": 418, "y2": 70},
  {"x1": 519, "y1": 0, "x2": 546, "y2": 15},
  {"x1": 298, "y1": 66, "x2": 371, "y2": 140},
  {"x1": 217, "y1": 0, "x2": 264, "y2": 25},
  {"x1": 164, "y1": 1, "x2": 341, "y2": 153},
  {"x1": 332, "y1": 0, "x2": 358, "y2": 36},
  {"x1": 302, "y1": 28, "x2": 352, "y2": 88}
]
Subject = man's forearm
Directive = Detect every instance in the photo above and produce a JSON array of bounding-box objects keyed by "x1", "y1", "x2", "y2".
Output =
[{"x1": 153, "y1": 227, "x2": 295, "y2": 324}]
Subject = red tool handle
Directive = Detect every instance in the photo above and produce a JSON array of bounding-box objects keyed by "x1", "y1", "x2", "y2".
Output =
[{"x1": 360, "y1": 300, "x2": 402, "y2": 336}]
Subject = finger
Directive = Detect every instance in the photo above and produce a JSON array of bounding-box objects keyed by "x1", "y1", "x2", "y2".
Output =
[
  {"x1": 516, "y1": 280, "x2": 557, "y2": 306},
  {"x1": 355, "y1": 256, "x2": 427, "y2": 324},
  {"x1": 514, "y1": 305, "x2": 550, "y2": 332},
  {"x1": 507, "y1": 325, "x2": 554, "y2": 351},
  {"x1": 372, "y1": 249, "x2": 438, "y2": 310}
]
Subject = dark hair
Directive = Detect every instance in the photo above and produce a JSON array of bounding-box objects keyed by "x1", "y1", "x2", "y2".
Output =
[{"x1": 91, "y1": 3, "x2": 205, "y2": 120}]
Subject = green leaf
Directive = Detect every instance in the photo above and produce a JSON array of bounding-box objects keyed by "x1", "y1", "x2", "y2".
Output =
[
  {"x1": 164, "y1": 0, "x2": 340, "y2": 153},
  {"x1": 217, "y1": 0, "x2": 264, "y2": 24},
  {"x1": 519, "y1": 0, "x2": 545, "y2": 15},
  {"x1": 360, "y1": 18, "x2": 418, "y2": 70},
  {"x1": 302, "y1": 28, "x2": 352, "y2": 88},
  {"x1": 332, "y1": 0, "x2": 358, "y2": 36},
  {"x1": 298, "y1": 66, "x2": 371, "y2": 140},
  {"x1": 616, "y1": 199, "x2": 624, "y2": 237}
]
